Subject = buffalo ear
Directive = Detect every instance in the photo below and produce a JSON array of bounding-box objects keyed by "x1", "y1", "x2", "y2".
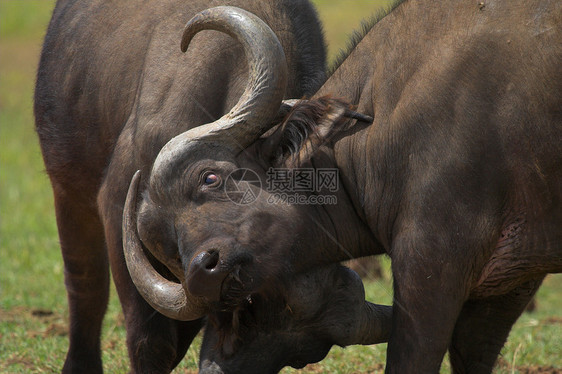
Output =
[{"x1": 260, "y1": 96, "x2": 372, "y2": 169}]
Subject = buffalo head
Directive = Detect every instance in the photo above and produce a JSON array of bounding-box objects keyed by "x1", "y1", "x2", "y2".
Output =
[
  {"x1": 199, "y1": 265, "x2": 392, "y2": 374},
  {"x1": 122, "y1": 6, "x2": 371, "y2": 319}
]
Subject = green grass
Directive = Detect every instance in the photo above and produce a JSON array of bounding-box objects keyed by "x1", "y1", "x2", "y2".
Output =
[
  {"x1": 312, "y1": 0, "x2": 398, "y2": 62},
  {"x1": 0, "y1": 0, "x2": 55, "y2": 40},
  {"x1": 1, "y1": 1, "x2": 561, "y2": 373}
]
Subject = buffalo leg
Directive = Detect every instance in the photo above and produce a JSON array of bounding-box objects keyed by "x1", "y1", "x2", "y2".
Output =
[
  {"x1": 448, "y1": 277, "x2": 544, "y2": 374},
  {"x1": 100, "y1": 183, "x2": 202, "y2": 373},
  {"x1": 54, "y1": 189, "x2": 109, "y2": 374},
  {"x1": 118, "y1": 290, "x2": 203, "y2": 373},
  {"x1": 384, "y1": 233, "x2": 475, "y2": 373}
]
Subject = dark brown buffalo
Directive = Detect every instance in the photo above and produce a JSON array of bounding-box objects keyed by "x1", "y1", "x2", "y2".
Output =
[
  {"x1": 34, "y1": 1, "x2": 328, "y2": 372},
  {"x1": 120, "y1": 0, "x2": 561, "y2": 373},
  {"x1": 199, "y1": 265, "x2": 391, "y2": 374}
]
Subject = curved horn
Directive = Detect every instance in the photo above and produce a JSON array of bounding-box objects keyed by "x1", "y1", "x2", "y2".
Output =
[
  {"x1": 179, "y1": 6, "x2": 288, "y2": 145},
  {"x1": 123, "y1": 171, "x2": 207, "y2": 320},
  {"x1": 150, "y1": 6, "x2": 288, "y2": 183}
]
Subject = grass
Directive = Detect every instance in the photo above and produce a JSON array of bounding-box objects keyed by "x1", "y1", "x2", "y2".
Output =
[
  {"x1": 0, "y1": 1, "x2": 560, "y2": 373},
  {"x1": 312, "y1": 0, "x2": 398, "y2": 63}
]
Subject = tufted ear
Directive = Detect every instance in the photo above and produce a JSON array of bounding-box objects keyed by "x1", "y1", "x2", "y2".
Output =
[{"x1": 260, "y1": 96, "x2": 372, "y2": 169}]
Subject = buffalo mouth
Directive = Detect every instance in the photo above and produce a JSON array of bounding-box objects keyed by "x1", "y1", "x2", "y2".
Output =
[
  {"x1": 217, "y1": 261, "x2": 266, "y2": 312},
  {"x1": 205, "y1": 286, "x2": 290, "y2": 359},
  {"x1": 218, "y1": 265, "x2": 260, "y2": 310}
]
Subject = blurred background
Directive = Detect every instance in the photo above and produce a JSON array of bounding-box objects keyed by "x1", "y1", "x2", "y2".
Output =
[{"x1": 1, "y1": 1, "x2": 560, "y2": 373}]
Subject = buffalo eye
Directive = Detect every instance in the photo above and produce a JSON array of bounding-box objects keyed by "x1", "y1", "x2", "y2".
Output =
[{"x1": 203, "y1": 172, "x2": 220, "y2": 186}]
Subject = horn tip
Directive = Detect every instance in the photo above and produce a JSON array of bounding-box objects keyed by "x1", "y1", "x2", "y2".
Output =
[{"x1": 180, "y1": 33, "x2": 190, "y2": 53}]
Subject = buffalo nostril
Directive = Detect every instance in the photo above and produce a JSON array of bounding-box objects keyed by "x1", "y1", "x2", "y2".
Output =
[
  {"x1": 190, "y1": 250, "x2": 219, "y2": 271},
  {"x1": 186, "y1": 250, "x2": 227, "y2": 301},
  {"x1": 204, "y1": 250, "x2": 219, "y2": 270}
]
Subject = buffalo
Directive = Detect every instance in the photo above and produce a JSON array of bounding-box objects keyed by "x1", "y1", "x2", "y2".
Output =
[
  {"x1": 198, "y1": 265, "x2": 391, "y2": 374},
  {"x1": 122, "y1": 0, "x2": 562, "y2": 373},
  {"x1": 34, "y1": 0, "x2": 329, "y2": 372}
]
